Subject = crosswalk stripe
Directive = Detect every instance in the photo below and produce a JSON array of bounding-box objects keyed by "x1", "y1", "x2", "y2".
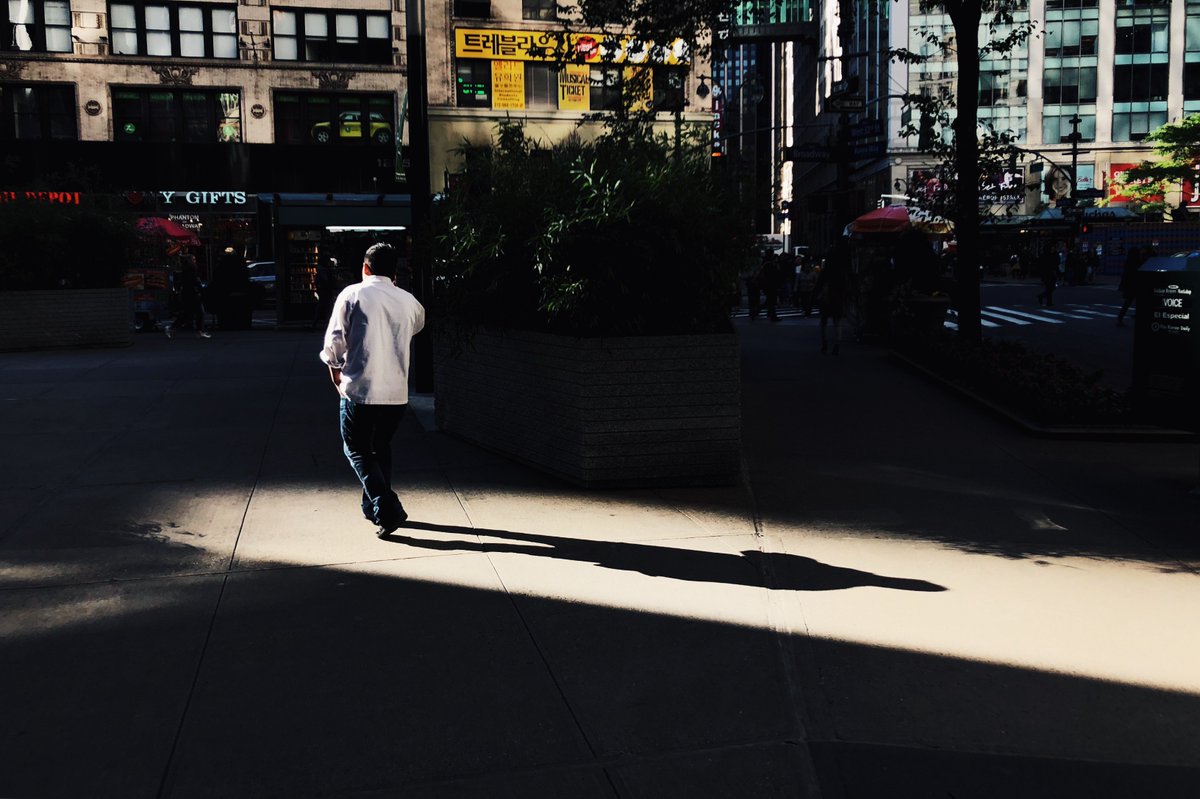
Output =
[
  {"x1": 980, "y1": 308, "x2": 1033, "y2": 325},
  {"x1": 982, "y1": 307, "x2": 1066, "y2": 324},
  {"x1": 1066, "y1": 307, "x2": 1120, "y2": 318},
  {"x1": 1039, "y1": 308, "x2": 1096, "y2": 320},
  {"x1": 948, "y1": 309, "x2": 1001, "y2": 328}
]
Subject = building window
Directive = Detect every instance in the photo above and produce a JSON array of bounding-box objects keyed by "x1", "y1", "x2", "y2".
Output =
[
  {"x1": 653, "y1": 68, "x2": 686, "y2": 112},
  {"x1": 1112, "y1": 63, "x2": 1169, "y2": 102},
  {"x1": 4, "y1": 0, "x2": 71, "y2": 52},
  {"x1": 1043, "y1": 16, "x2": 1098, "y2": 57},
  {"x1": 590, "y1": 67, "x2": 621, "y2": 111},
  {"x1": 1042, "y1": 109, "x2": 1094, "y2": 144},
  {"x1": 271, "y1": 9, "x2": 391, "y2": 64},
  {"x1": 274, "y1": 92, "x2": 394, "y2": 146},
  {"x1": 1, "y1": 83, "x2": 76, "y2": 139},
  {"x1": 453, "y1": 0, "x2": 490, "y2": 18},
  {"x1": 1115, "y1": 7, "x2": 1170, "y2": 55},
  {"x1": 522, "y1": 0, "x2": 558, "y2": 21},
  {"x1": 456, "y1": 60, "x2": 491, "y2": 107},
  {"x1": 524, "y1": 63, "x2": 556, "y2": 109},
  {"x1": 1185, "y1": 0, "x2": 1200, "y2": 100},
  {"x1": 113, "y1": 89, "x2": 241, "y2": 142},
  {"x1": 980, "y1": 72, "x2": 1026, "y2": 106},
  {"x1": 1112, "y1": 108, "x2": 1168, "y2": 142},
  {"x1": 1043, "y1": 66, "x2": 1096, "y2": 104},
  {"x1": 110, "y1": 3, "x2": 237, "y2": 58}
]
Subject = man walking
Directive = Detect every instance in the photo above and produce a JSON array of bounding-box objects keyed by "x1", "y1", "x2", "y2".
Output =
[{"x1": 320, "y1": 243, "x2": 425, "y2": 538}]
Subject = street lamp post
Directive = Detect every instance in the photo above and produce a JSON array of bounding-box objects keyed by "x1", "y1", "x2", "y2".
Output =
[
  {"x1": 404, "y1": 0, "x2": 433, "y2": 392},
  {"x1": 1065, "y1": 114, "x2": 1083, "y2": 255},
  {"x1": 738, "y1": 75, "x2": 765, "y2": 221}
]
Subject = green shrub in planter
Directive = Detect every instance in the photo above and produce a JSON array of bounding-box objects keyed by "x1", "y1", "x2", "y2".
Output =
[
  {"x1": 434, "y1": 120, "x2": 756, "y2": 336},
  {"x1": 0, "y1": 202, "x2": 136, "y2": 291},
  {"x1": 898, "y1": 332, "x2": 1134, "y2": 425}
]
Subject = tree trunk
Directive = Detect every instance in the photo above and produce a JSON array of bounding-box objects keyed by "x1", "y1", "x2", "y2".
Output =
[{"x1": 950, "y1": 2, "x2": 983, "y2": 342}]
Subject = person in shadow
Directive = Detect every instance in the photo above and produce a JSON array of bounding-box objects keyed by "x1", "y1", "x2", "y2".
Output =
[
  {"x1": 386, "y1": 523, "x2": 947, "y2": 593},
  {"x1": 165, "y1": 257, "x2": 210, "y2": 339},
  {"x1": 1036, "y1": 247, "x2": 1059, "y2": 307},
  {"x1": 1116, "y1": 246, "x2": 1144, "y2": 328},
  {"x1": 815, "y1": 237, "x2": 852, "y2": 355}
]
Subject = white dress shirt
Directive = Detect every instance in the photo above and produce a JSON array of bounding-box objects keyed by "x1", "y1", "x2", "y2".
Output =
[{"x1": 319, "y1": 275, "x2": 425, "y2": 404}]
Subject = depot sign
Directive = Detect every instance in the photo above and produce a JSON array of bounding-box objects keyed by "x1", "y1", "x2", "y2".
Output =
[{"x1": 0, "y1": 190, "x2": 83, "y2": 205}]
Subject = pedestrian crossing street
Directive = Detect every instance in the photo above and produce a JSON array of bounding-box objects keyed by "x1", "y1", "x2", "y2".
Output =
[{"x1": 731, "y1": 302, "x2": 1133, "y2": 328}]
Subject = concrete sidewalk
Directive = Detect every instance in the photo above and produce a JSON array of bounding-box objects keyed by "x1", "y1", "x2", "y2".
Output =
[{"x1": 1, "y1": 323, "x2": 1198, "y2": 798}]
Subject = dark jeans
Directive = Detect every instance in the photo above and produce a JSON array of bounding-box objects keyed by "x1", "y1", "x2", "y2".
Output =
[{"x1": 339, "y1": 399, "x2": 407, "y2": 527}]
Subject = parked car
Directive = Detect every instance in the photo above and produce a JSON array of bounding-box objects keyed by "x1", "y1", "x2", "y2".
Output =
[
  {"x1": 310, "y1": 111, "x2": 393, "y2": 145},
  {"x1": 247, "y1": 261, "x2": 275, "y2": 308}
]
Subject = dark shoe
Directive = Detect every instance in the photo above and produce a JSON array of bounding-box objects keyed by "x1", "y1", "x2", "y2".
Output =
[{"x1": 375, "y1": 507, "x2": 409, "y2": 538}]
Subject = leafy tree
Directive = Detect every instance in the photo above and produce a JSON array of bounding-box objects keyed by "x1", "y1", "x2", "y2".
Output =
[
  {"x1": 1116, "y1": 114, "x2": 1200, "y2": 218},
  {"x1": 537, "y1": 0, "x2": 1039, "y2": 341},
  {"x1": 0, "y1": 201, "x2": 137, "y2": 291},
  {"x1": 434, "y1": 121, "x2": 754, "y2": 337},
  {"x1": 894, "y1": 0, "x2": 1035, "y2": 342}
]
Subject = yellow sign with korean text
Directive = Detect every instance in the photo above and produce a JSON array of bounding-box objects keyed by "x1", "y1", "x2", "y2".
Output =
[
  {"x1": 558, "y1": 64, "x2": 590, "y2": 110},
  {"x1": 455, "y1": 28, "x2": 688, "y2": 65},
  {"x1": 492, "y1": 60, "x2": 525, "y2": 110}
]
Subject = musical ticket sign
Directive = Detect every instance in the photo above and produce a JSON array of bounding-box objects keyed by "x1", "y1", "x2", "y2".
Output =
[{"x1": 558, "y1": 64, "x2": 590, "y2": 110}]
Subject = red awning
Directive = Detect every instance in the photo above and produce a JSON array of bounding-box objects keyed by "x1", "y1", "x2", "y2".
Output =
[
  {"x1": 849, "y1": 205, "x2": 912, "y2": 235},
  {"x1": 849, "y1": 205, "x2": 953, "y2": 236},
  {"x1": 136, "y1": 216, "x2": 201, "y2": 246}
]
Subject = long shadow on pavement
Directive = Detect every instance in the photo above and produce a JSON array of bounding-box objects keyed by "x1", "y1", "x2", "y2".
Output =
[{"x1": 388, "y1": 522, "x2": 948, "y2": 593}]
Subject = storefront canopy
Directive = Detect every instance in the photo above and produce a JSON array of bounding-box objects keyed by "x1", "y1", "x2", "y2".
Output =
[
  {"x1": 259, "y1": 193, "x2": 413, "y2": 228},
  {"x1": 1035, "y1": 206, "x2": 1138, "y2": 222}
]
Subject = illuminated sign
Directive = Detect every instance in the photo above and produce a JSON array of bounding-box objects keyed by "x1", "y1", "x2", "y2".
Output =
[
  {"x1": 454, "y1": 28, "x2": 689, "y2": 65},
  {"x1": 711, "y1": 96, "x2": 724, "y2": 157},
  {"x1": 0, "y1": 191, "x2": 82, "y2": 205}
]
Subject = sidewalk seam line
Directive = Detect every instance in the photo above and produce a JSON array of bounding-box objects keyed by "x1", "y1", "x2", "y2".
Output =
[
  {"x1": 154, "y1": 338, "x2": 300, "y2": 799},
  {"x1": 741, "y1": 452, "x2": 825, "y2": 799},
  {"x1": 442, "y1": 471, "x2": 620, "y2": 795}
]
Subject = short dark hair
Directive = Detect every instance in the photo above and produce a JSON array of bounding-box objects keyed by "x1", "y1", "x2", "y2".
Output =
[{"x1": 364, "y1": 242, "x2": 398, "y2": 278}]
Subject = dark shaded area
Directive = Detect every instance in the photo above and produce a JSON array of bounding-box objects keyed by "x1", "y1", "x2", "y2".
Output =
[
  {"x1": 390, "y1": 522, "x2": 947, "y2": 593},
  {"x1": 809, "y1": 740, "x2": 1200, "y2": 799},
  {"x1": 3, "y1": 568, "x2": 1198, "y2": 798},
  {"x1": 2, "y1": 140, "x2": 401, "y2": 193}
]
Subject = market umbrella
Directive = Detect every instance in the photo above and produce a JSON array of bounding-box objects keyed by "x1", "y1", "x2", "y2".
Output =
[
  {"x1": 849, "y1": 205, "x2": 911, "y2": 234},
  {"x1": 136, "y1": 216, "x2": 201, "y2": 246},
  {"x1": 849, "y1": 205, "x2": 954, "y2": 236}
]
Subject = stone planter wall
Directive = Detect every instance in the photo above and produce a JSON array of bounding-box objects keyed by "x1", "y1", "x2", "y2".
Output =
[
  {"x1": 0, "y1": 289, "x2": 131, "y2": 351},
  {"x1": 434, "y1": 330, "x2": 742, "y2": 488}
]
